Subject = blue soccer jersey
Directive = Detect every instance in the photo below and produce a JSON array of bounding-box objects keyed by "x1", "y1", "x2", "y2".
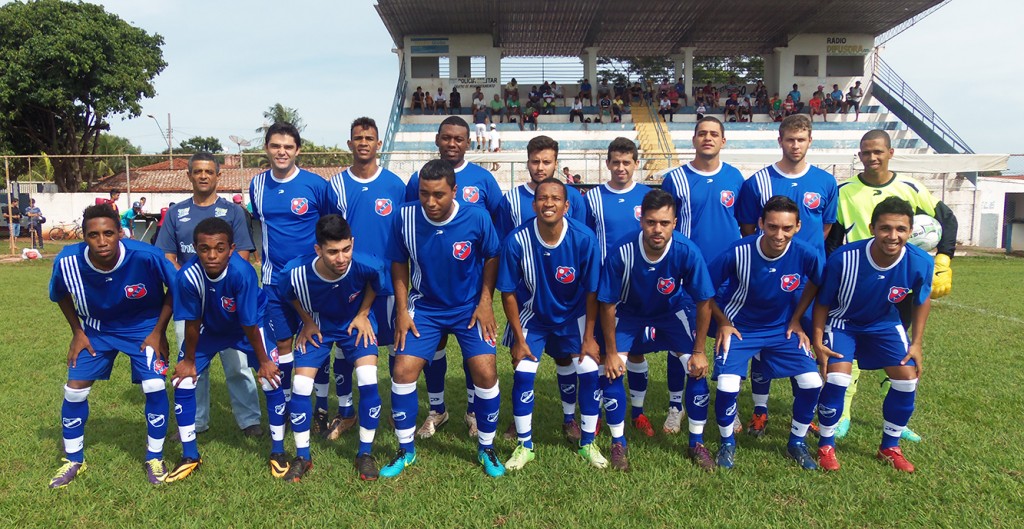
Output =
[
  {"x1": 249, "y1": 167, "x2": 329, "y2": 285},
  {"x1": 404, "y1": 161, "x2": 503, "y2": 215},
  {"x1": 174, "y1": 252, "x2": 266, "y2": 340},
  {"x1": 278, "y1": 253, "x2": 387, "y2": 339},
  {"x1": 736, "y1": 163, "x2": 838, "y2": 259},
  {"x1": 494, "y1": 183, "x2": 588, "y2": 239},
  {"x1": 155, "y1": 197, "x2": 256, "y2": 264},
  {"x1": 387, "y1": 201, "x2": 500, "y2": 315},
  {"x1": 584, "y1": 182, "x2": 652, "y2": 262},
  {"x1": 50, "y1": 240, "x2": 176, "y2": 336},
  {"x1": 661, "y1": 162, "x2": 744, "y2": 262},
  {"x1": 816, "y1": 239, "x2": 934, "y2": 332},
  {"x1": 708, "y1": 235, "x2": 823, "y2": 330},
  {"x1": 496, "y1": 218, "x2": 601, "y2": 330},
  {"x1": 326, "y1": 167, "x2": 405, "y2": 263},
  {"x1": 598, "y1": 231, "x2": 716, "y2": 319}
]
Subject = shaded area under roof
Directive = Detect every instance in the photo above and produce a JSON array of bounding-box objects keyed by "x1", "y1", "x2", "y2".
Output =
[{"x1": 375, "y1": 0, "x2": 943, "y2": 56}]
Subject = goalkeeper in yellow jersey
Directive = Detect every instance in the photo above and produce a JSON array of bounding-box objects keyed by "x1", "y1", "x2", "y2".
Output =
[{"x1": 826, "y1": 129, "x2": 957, "y2": 441}]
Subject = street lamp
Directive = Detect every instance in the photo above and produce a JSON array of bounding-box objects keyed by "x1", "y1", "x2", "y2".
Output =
[{"x1": 146, "y1": 113, "x2": 173, "y2": 167}]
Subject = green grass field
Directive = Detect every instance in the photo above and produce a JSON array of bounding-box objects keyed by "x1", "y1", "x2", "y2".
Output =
[{"x1": 2, "y1": 252, "x2": 1024, "y2": 528}]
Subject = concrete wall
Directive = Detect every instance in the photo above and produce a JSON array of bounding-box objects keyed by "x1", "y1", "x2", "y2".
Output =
[
  {"x1": 975, "y1": 178, "x2": 1024, "y2": 249},
  {"x1": 770, "y1": 33, "x2": 874, "y2": 103},
  {"x1": 403, "y1": 34, "x2": 503, "y2": 101},
  {"x1": 30, "y1": 192, "x2": 196, "y2": 232}
]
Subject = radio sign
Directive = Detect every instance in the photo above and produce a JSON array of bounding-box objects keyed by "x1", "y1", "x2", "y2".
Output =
[{"x1": 826, "y1": 36, "x2": 868, "y2": 56}]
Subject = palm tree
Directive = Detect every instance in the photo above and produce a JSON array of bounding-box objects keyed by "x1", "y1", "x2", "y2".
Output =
[{"x1": 256, "y1": 103, "x2": 306, "y2": 142}]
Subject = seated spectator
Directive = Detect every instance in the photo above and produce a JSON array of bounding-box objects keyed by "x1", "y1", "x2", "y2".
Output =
[
  {"x1": 739, "y1": 96, "x2": 752, "y2": 121},
  {"x1": 613, "y1": 78, "x2": 627, "y2": 100},
  {"x1": 598, "y1": 95, "x2": 613, "y2": 122},
  {"x1": 424, "y1": 91, "x2": 435, "y2": 113},
  {"x1": 489, "y1": 94, "x2": 505, "y2": 123},
  {"x1": 505, "y1": 78, "x2": 519, "y2": 104},
  {"x1": 814, "y1": 84, "x2": 825, "y2": 100},
  {"x1": 674, "y1": 77, "x2": 688, "y2": 105},
  {"x1": 702, "y1": 82, "x2": 717, "y2": 107},
  {"x1": 579, "y1": 78, "x2": 593, "y2": 106},
  {"x1": 829, "y1": 84, "x2": 844, "y2": 112},
  {"x1": 668, "y1": 87, "x2": 680, "y2": 113},
  {"x1": 723, "y1": 75, "x2": 744, "y2": 96},
  {"x1": 782, "y1": 94, "x2": 797, "y2": 117},
  {"x1": 612, "y1": 95, "x2": 627, "y2": 116},
  {"x1": 809, "y1": 92, "x2": 827, "y2": 121},
  {"x1": 563, "y1": 167, "x2": 574, "y2": 184},
  {"x1": 597, "y1": 79, "x2": 611, "y2": 101},
  {"x1": 473, "y1": 105, "x2": 489, "y2": 150},
  {"x1": 569, "y1": 96, "x2": 585, "y2": 123},
  {"x1": 658, "y1": 93, "x2": 674, "y2": 122},
  {"x1": 843, "y1": 80, "x2": 864, "y2": 120},
  {"x1": 754, "y1": 81, "x2": 768, "y2": 111},
  {"x1": 472, "y1": 87, "x2": 486, "y2": 112},
  {"x1": 695, "y1": 102, "x2": 707, "y2": 120},
  {"x1": 723, "y1": 93, "x2": 740, "y2": 121},
  {"x1": 824, "y1": 93, "x2": 838, "y2": 113},
  {"x1": 507, "y1": 93, "x2": 524, "y2": 130},
  {"x1": 528, "y1": 85, "x2": 541, "y2": 107},
  {"x1": 541, "y1": 87, "x2": 556, "y2": 114},
  {"x1": 523, "y1": 101, "x2": 540, "y2": 131},
  {"x1": 552, "y1": 82, "x2": 565, "y2": 106},
  {"x1": 434, "y1": 88, "x2": 447, "y2": 114},
  {"x1": 630, "y1": 82, "x2": 643, "y2": 103},
  {"x1": 449, "y1": 87, "x2": 462, "y2": 114},
  {"x1": 788, "y1": 84, "x2": 804, "y2": 112},
  {"x1": 411, "y1": 86, "x2": 425, "y2": 113},
  {"x1": 769, "y1": 93, "x2": 783, "y2": 121},
  {"x1": 658, "y1": 77, "x2": 672, "y2": 95},
  {"x1": 643, "y1": 78, "x2": 655, "y2": 105}
]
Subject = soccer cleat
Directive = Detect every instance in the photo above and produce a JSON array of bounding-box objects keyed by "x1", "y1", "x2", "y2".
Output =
[
  {"x1": 269, "y1": 452, "x2": 291, "y2": 479},
  {"x1": 143, "y1": 458, "x2": 169, "y2": 484},
  {"x1": 504, "y1": 443, "x2": 536, "y2": 471},
  {"x1": 609, "y1": 442, "x2": 630, "y2": 472},
  {"x1": 312, "y1": 408, "x2": 329, "y2": 436},
  {"x1": 326, "y1": 415, "x2": 357, "y2": 441},
  {"x1": 733, "y1": 415, "x2": 744, "y2": 434},
  {"x1": 817, "y1": 445, "x2": 840, "y2": 471},
  {"x1": 747, "y1": 413, "x2": 768, "y2": 438},
  {"x1": 562, "y1": 419, "x2": 582, "y2": 442},
  {"x1": 379, "y1": 449, "x2": 416, "y2": 478},
  {"x1": 901, "y1": 427, "x2": 922, "y2": 443},
  {"x1": 835, "y1": 418, "x2": 851, "y2": 440},
  {"x1": 355, "y1": 454, "x2": 379, "y2": 481},
  {"x1": 663, "y1": 407, "x2": 684, "y2": 434},
  {"x1": 503, "y1": 421, "x2": 517, "y2": 441},
  {"x1": 415, "y1": 410, "x2": 449, "y2": 439},
  {"x1": 716, "y1": 443, "x2": 736, "y2": 470},
  {"x1": 578, "y1": 443, "x2": 609, "y2": 469},
  {"x1": 787, "y1": 442, "x2": 818, "y2": 470},
  {"x1": 241, "y1": 424, "x2": 264, "y2": 438},
  {"x1": 282, "y1": 456, "x2": 313, "y2": 482},
  {"x1": 478, "y1": 448, "x2": 506, "y2": 477},
  {"x1": 808, "y1": 421, "x2": 820, "y2": 437},
  {"x1": 49, "y1": 459, "x2": 87, "y2": 489},
  {"x1": 465, "y1": 412, "x2": 479, "y2": 438},
  {"x1": 877, "y1": 446, "x2": 915, "y2": 473},
  {"x1": 632, "y1": 414, "x2": 655, "y2": 437},
  {"x1": 687, "y1": 443, "x2": 716, "y2": 472},
  {"x1": 165, "y1": 457, "x2": 202, "y2": 483}
]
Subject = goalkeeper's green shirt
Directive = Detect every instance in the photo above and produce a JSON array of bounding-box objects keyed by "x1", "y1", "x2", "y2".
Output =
[{"x1": 836, "y1": 172, "x2": 938, "y2": 242}]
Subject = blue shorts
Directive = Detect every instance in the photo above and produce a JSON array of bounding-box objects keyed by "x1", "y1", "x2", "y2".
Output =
[
  {"x1": 502, "y1": 315, "x2": 585, "y2": 361},
  {"x1": 178, "y1": 326, "x2": 280, "y2": 375},
  {"x1": 614, "y1": 310, "x2": 694, "y2": 355},
  {"x1": 714, "y1": 329, "x2": 817, "y2": 380},
  {"x1": 265, "y1": 286, "x2": 298, "y2": 345},
  {"x1": 596, "y1": 319, "x2": 661, "y2": 355},
  {"x1": 68, "y1": 330, "x2": 168, "y2": 382},
  {"x1": 824, "y1": 325, "x2": 914, "y2": 371},
  {"x1": 398, "y1": 306, "x2": 496, "y2": 362},
  {"x1": 293, "y1": 331, "x2": 380, "y2": 369},
  {"x1": 371, "y1": 295, "x2": 395, "y2": 347}
]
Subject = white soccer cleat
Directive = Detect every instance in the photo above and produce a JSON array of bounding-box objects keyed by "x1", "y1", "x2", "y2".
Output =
[
  {"x1": 465, "y1": 412, "x2": 478, "y2": 438},
  {"x1": 416, "y1": 410, "x2": 449, "y2": 439},
  {"x1": 663, "y1": 407, "x2": 685, "y2": 434}
]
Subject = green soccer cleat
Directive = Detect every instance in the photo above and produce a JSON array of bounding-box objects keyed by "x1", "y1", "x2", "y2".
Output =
[
  {"x1": 901, "y1": 427, "x2": 922, "y2": 443},
  {"x1": 578, "y1": 442, "x2": 609, "y2": 469},
  {"x1": 379, "y1": 449, "x2": 416, "y2": 478},
  {"x1": 835, "y1": 418, "x2": 851, "y2": 440},
  {"x1": 504, "y1": 443, "x2": 536, "y2": 471}
]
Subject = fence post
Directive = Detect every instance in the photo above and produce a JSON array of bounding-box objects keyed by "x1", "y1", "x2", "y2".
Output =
[
  {"x1": 125, "y1": 154, "x2": 132, "y2": 206},
  {"x1": 5, "y1": 157, "x2": 13, "y2": 256}
]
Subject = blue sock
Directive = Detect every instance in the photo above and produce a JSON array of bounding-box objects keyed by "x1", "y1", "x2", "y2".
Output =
[
  {"x1": 61, "y1": 386, "x2": 90, "y2": 463},
  {"x1": 391, "y1": 381, "x2": 418, "y2": 453},
  {"x1": 475, "y1": 382, "x2": 500, "y2": 450},
  {"x1": 667, "y1": 354, "x2": 685, "y2": 411},
  {"x1": 555, "y1": 363, "x2": 577, "y2": 423},
  {"x1": 750, "y1": 356, "x2": 770, "y2": 415},
  {"x1": 789, "y1": 380, "x2": 821, "y2": 445},
  {"x1": 334, "y1": 356, "x2": 354, "y2": 418},
  {"x1": 881, "y1": 379, "x2": 917, "y2": 449},
  {"x1": 355, "y1": 365, "x2": 381, "y2": 456},
  {"x1": 173, "y1": 385, "x2": 200, "y2": 460},
  {"x1": 424, "y1": 350, "x2": 447, "y2": 414},
  {"x1": 143, "y1": 384, "x2": 169, "y2": 461},
  {"x1": 685, "y1": 375, "x2": 710, "y2": 447},
  {"x1": 600, "y1": 374, "x2": 627, "y2": 448},
  {"x1": 264, "y1": 385, "x2": 287, "y2": 454},
  {"x1": 816, "y1": 372, "x2": 851, "y2": 448},
  {"x1": 576, "y1": 358, "x2": 600, "y2": 446},
  {"x1": 314, "y1": 359, "x2": 330, "y2": 412},
  {"x1": 290, "y1": 375, "x2": 313, "y2": 460},
  {"x1": 512, "y1": 362, "x2": 538, "y2": 449},
  {"x1": 715, "y1": 389, "x2": 739, "y2": 446},
  {"x1": 626, "y1": 359, "x2": 648, "y2": 419}
]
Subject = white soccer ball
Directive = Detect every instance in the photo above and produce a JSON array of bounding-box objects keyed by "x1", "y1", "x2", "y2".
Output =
[{"x1": 909, "y1": 214, "x2": 942, "y2": 252}]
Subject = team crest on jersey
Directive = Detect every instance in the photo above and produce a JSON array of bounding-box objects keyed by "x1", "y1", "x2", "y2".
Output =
[
  {"x1": 633, "y1": 205, "x2": 642, "y2": 220},
  {"x1": 720, "y1": 190, "x2": 736, "y2": 207},
  {"x1": 803, "y1": 192, "x2": 821, "y2": 209},
  {"x1": 124, "y1": 284, "x2": 148, "y2": 299},
  {"x1": 657, "y1": 277, "x2": 676, "y2": 295},
  {"x1": 452, "y1": 241, "x2": 472, "y2": 260},
  {"x1": 374, "y1": 198, "x2": 393, "y2": 216},
  {"x1": 221, "y1": 296, "x2": 236, "y2": 312},
  {"x1": 555, "y1": 266, "x2": 576, "y2": 284},
  {"x1": 462, "y1": 186, "x2": 480, "y2": 203},
  {"x1": 348, "y1": 292, "x2": 360, "y2": 303},
  {"x1": 780, "y1": 274, "x2": 801, "y2": 292},
  {"x1": 291, "y1": 197, "x2": 310, "y2": 215},
  {"x1": 214, "y1": 207, "x2": 228, "y2": 218},
  {"x1": 888, "y1": 286, "x2": 910, "y2": 303}
]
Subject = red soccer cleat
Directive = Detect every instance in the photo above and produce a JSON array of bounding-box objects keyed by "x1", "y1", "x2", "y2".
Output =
[{"x1": 877, "y1": 446, "x2": 915, "y2": 473}]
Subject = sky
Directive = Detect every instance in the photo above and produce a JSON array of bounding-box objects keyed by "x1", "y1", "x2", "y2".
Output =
[{"x1": 77, "y1": 0, "x2": 1024, "y2": 155}]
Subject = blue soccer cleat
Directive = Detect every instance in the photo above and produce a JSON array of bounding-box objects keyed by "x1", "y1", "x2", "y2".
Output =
[
  {"x1": 478, "y1": 448, "x2": 505, "y2": 477},
  {"x1": 379, "y1": 449, "x2": 416, "y2": 478},
  {"x1": 716, "y1": 443, "x2": 736, "y2": 470},
  {"x1": 787, "y1": 442, "x2": 818, "y2": 470}
]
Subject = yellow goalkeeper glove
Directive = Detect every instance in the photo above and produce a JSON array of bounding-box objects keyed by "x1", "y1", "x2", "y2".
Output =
[{"x1": 931, "y1": 253, "x2": 952, "y2": 298}]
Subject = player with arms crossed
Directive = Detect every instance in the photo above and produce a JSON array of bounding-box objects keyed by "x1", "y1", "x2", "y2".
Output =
[
  {"x1": 384, "y1": 159, "x2": 505, "y2": 478},
  {"x1": 279, "y1": 215, "x2": 387, "y2": 481},
  {"x1": 736, "y1": 114, "x2": 837, "y2": 437},
  {"x1": 166, "y1": 218, "x2": 286, "y2": 482},
  {"x1": 811, "y1": 197, "x2": 932, "y2": 472},
  {"x1": 497, "y1": 177, "x2": 603, "y2": 470},
  {"x1": 597, "y1": 189, "x2": 716, "y2": 471},
  {"x1": 708, "y1": 196, "x2": 824, "y2": 470},
  {"x1": 48, "y1": 203, "x2": 176, "y2": 488}
]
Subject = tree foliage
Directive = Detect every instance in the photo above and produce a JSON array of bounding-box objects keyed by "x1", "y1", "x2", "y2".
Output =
[
  {"x1": 597, "y1": 55, "x2": 765, "y2": 88},
  {"x1": 255, "y1": 103, "x2": 306, "y2": 142},
  {"x1": 174, "y1": 136, "x2": 224, "y2": 154},
  {"x1": 0, "y1": 0, "x2": 165, "y2": 191}
]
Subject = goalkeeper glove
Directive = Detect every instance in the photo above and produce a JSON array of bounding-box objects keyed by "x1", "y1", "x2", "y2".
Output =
[{"x1": 931, "y1": 253, "x2": 952, "y2": 298}]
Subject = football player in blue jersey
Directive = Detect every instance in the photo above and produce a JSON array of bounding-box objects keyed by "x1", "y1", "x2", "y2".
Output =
[
  {"x1": 279, "y1": 214, "x2": 387, "y2": 481},
  {"x1": 48, "y1": 204, "x2": 176, "y2": 488},
  {"x1": 497, "y1": 177, "x2": 603, "y2": 470},
  {"x1": 495, "y1": 135, "x2": 588, "y2": 444},
  {"x1": 249, "y1": 122, "x2": 330, "y2": 411},
  {"x1": 316, "y1": 117, "x2": 405, "y2": 441},
  {"x1": 405, "y1": 117, "x2": 503, "y2": 440},
  {"x1": 736, "y1": 114, "x2": 838, "y2": 437},
  {"x1": 811, "y1": 197, "x2": 932, "y2": 473},
  {"x1": 707, "y1": 196, "x2": 824, "y2": 470},
  {"x1": 597, "y1": 189, "x2": 717, "y2": 471},
  {"x1": 166, "y1": 218, "x2": 287, "y2": 482},
  {"x1": 660, "y1": 117, "x2": 745, "y2": 436},
  {"x1": 382, "y1": 159, "x2": 505, "y2": 478}
]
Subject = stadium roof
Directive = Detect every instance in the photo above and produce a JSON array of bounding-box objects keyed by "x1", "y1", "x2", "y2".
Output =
[{"x1": 375, "y1": 0, "x2": 943, "y2": 56}]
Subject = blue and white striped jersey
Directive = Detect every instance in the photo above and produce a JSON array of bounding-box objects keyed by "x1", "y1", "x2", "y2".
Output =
[
  {"x1": 174, "y1": 252, "x2": 266, "y2": 339},
  {"x1": 249, "y1": 167, "x2": 329, "y2": 286},
  {"x1": 404, "y1": 161, "x2": 503, "y2": 216},
  {"x1": 277, "y1": 253, "x2": 386, "y2": 339},
  {"x1": 584, "y1": 182, "x2": 652, "y2": 262},
  {"x1": 494, "y1": 183, "x2": 588, "y2": 239},
  {"x1": 661, "y1": 161, "x2": 744, "y2": 262}
]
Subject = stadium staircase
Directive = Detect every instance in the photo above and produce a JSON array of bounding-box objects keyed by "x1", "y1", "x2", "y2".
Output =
[{"x1": 631, "y1": 101, "x2": 678, "y2": 172}]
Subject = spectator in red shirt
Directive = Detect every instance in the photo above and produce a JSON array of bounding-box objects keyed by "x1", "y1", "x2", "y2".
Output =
[{"x1": 809, "y1": 92, "x2": 828, "y2": 122}]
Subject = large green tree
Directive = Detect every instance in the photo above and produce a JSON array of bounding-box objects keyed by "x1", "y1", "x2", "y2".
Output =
[
  {"x1": 174, "y1": 136, "x2": 224, "y2": 154},
  {"x1": 256, "y1": 103, "x2": 306, "y2": 142},
  {"x1": 0, "y1": 0, "x2": 166, "y2": 191}
]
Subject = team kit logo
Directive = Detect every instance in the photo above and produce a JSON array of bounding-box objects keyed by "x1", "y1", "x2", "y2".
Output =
[
  {"x1": 720, "y1": 190, "x2": 735, "y2": 207},
  {"x1": 452, "y1": 241, "x2": 472, "y2": 260},
  {"x1": 780, "y1": 274, "x2": 801, "y2": 292},
  {"x1": 657, "y1": 277, "x2": 676, "y2": 295},
  {"x1": 803, "y1": 192, "x2": 821, "y2": 209},
  {"x1": 374, "y1": 198, "x2": 393, "y2": 216},
  {"x1": 555, "y1": 266, "x2": 576, "y2": 284},
  {"x1": 888, "y1": 286, "x2": 910, "y2": 303},
  {"x1": 633, "y1": 205, "x2": 642, "y2": 220},
  {"x1": 124, "y1": 284, "x2": 147, "y2": 299},
  {"x1": 462, "y1": 186, "x2": 480, "y2": 203},
  {"x1": 291, "y1": 197, "x2": 310, "y2": 215},
  {"x1": 221, "y1": 296, "x2": 236, "y2": 312}
]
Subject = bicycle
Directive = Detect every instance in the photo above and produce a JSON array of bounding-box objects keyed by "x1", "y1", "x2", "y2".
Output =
[{"x1": 49, "y1": 219, "x2": 83, "y2": 241}]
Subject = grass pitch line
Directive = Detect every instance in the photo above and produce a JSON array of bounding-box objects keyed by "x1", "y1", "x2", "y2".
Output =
[{"x1": 934, "y1": 299, "x2": 1024, "y2": 325}]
